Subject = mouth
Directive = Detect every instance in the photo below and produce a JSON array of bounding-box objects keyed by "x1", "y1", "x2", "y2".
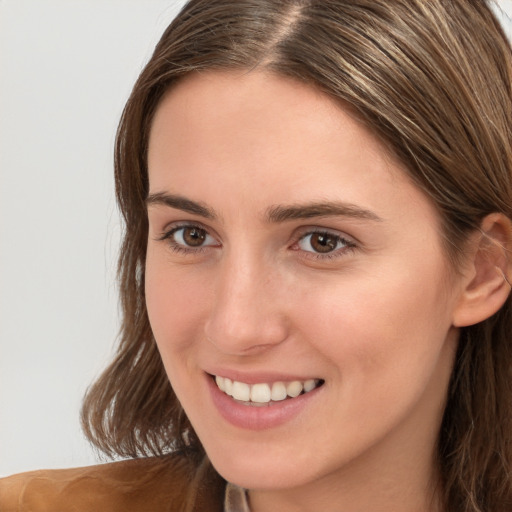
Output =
[{"x1": 213, "y1": 375, "x2": 324, "y2": 406}]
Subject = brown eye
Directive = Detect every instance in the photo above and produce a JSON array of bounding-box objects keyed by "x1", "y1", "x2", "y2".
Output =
[
  {"x1": 309, "y1": 233, "x2": 338, "y2": 253},
  {"x1": 182, "y1": 227, "x2": 207, "y2": 246},
  {"x1": 297, "y1": 231, "x2": 352, "y2": 255},
  {"x1": 166, "y1": 225, "x2": 218, "y2": 250}
]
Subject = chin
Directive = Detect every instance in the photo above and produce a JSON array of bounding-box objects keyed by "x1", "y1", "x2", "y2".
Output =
[
  {"x1": 211, "y1": 456, "x2": 314, "y2": 490},
  {"x1": 201, "y1": 433, "x2": 329, "y2": 491}
]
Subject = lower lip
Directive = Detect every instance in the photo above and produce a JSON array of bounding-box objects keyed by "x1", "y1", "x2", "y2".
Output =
[{"x1": 206, "y1": 375, "x2": 323, "y2": 430}]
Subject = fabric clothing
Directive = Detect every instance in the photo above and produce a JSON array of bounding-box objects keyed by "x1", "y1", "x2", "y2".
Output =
[{"x1": 0, "y1": 455, "x2": 228, "y2": 512}]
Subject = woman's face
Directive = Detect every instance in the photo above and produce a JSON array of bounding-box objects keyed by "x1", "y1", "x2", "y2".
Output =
[{"x1": 146, "y1": 71, "x2": 462, "y2": 494}]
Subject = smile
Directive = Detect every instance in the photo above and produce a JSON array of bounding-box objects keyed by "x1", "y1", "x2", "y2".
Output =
[{"x1": 214, "y1": 375, "x2": 324, "y2": 405}]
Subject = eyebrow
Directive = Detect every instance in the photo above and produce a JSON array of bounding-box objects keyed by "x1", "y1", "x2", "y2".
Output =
[
  {"x1": 146, "y1": 192, "x2": 216, "y2": 219},
  {"x1": 265, "y1": 202, "x2": 383, "y2": 223},
  {"x1": 146, "y1": 192, "x2": 382, "y2": 223}
]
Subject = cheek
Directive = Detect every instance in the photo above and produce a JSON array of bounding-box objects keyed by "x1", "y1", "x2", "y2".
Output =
[
  {"x1": 145, "y1": 250, "x2": 211, "y2": 357},
  {"x1": 293, "y1": 258, "x2": 456, "y2": 397},
  {"x1": 145, "y1": 255, "x2": 214, "y2": 410},
  {"x1": 293, "y1": 275, "x2": 456, "y2": 459}
]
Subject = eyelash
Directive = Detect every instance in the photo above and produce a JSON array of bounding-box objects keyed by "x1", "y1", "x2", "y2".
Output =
[
  {"x1": 157, "y1": 223, "x2": 218, "y2": 255},
  {"x1": 291, "y1": 230, "x2": 357, "y2": 260},
  {"x1": 157, "y1": 224, "x2": 357, "y2": 260}
]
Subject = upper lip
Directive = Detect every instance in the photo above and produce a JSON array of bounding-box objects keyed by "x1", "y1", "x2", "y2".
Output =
[{"x1": 205, "y1": 369, "x2": 321, "y2": 385}]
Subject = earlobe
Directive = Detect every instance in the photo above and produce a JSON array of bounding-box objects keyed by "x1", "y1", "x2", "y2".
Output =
[{"x1": 452, "y1": 213, "x2": 512, "y2": 328}]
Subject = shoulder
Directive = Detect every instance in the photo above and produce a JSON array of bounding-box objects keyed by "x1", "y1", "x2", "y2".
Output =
[{"x1": 0, "y1": 454, "x2": 224, "y2": 512}]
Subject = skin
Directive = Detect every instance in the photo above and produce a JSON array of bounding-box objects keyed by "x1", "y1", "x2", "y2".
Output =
[{"x1": 145, "y1": 70, "x2": 466, "y2": 512}]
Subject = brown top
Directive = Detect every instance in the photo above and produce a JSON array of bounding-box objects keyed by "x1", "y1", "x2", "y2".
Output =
[{"x1": 0, "y1": 455, "x2": 226, "y2": 512}]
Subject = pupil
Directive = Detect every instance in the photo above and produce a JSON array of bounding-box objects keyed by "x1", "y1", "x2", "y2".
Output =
[
  {"x1": 311, "y1": 233, "x2": 336, "y2": 253},
  {"x1": 183, "y1": 227, "x2": 206, "y2": 246}
]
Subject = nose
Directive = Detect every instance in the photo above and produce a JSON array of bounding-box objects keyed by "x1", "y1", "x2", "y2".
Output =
[{"x1": 204, "y1": 252, "x2": 289, "y2": 355}]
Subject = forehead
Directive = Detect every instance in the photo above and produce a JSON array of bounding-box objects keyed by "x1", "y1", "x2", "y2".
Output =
[
  {"x1": 149, "y1": 71, "x2": 400, "y2": 175},
  {"x1": 147, "y1": 70, "x2": 435, "y2": 228}
]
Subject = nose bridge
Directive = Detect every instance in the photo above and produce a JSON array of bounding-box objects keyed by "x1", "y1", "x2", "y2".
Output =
[{"x1": 204, "y1": 246, "x2": 288, "y2": 354}]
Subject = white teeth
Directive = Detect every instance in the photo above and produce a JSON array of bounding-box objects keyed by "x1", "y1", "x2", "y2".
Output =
[
  {"x1": 215, "y1": 375, "x2": 225, "y2": 392},
  {"x1": 286, "y1": 381, "x2": 303, "y2": 398},
  {"x1": 271, "y1": 382, "x2": 287, "y2": 401},
  {"x1": 224, "y1": 378, "x2": 233, "y2": 396},
  {"x1": 214, "y1": 376, "x2": 321, "y2": 403},
  {"x1": 250, "y1": 383, "x2": 271, "y2": 403},
  {"x1": 303, "y1": 379, "x2": 316, "y2": 392},
  {"x1": 232, "y1": 380, "x2": 251, "y2": 401}
]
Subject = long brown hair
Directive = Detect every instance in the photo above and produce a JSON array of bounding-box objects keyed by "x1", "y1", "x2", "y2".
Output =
[{"x1": 82, "y1": 1, "x2": 512, "y2": 510}]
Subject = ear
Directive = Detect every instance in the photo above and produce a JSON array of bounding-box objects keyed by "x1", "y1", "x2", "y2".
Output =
[{"x1": 452, "y1": 213, "x2": 512, "y2": 327}]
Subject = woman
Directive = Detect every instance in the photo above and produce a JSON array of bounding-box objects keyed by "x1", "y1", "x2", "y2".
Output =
[{"x1": 1, "y1": 0, "x2": 511, "y2": 511}]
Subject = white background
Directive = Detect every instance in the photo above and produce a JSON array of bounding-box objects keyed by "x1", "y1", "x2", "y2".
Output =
[
  {"x1": 0, "y1": 0, "x2": 186, "y2": 476},
  {"x1": 0, "y1": 0, "x2": 511, "y2": 477}
]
